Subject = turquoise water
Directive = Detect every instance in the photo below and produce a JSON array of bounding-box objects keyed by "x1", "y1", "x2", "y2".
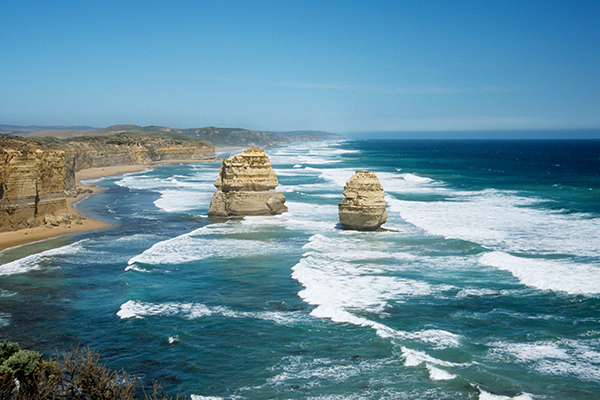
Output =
[{"x1": 1, "y1": 139, "x2": 600, "y2": 399}]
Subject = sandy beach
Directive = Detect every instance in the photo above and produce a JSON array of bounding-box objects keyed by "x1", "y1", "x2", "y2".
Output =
[{"x1": 0, "y1": 155, "x2": 230, "y2": 252}]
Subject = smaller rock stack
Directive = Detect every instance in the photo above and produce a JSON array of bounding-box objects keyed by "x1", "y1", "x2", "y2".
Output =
[
  {"x1": 338, "y1": 171, "x2": 387, "y2": 231},
  {"x1": 208, "y1": 148, "x2": 288, "y2": 217}
]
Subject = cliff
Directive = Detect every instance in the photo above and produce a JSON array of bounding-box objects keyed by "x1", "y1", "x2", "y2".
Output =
[
  {"x1": 57, "y1": 134, "x2": 215, "y2": 194},
  {"x1": 208, "y1": 148, "x2": 287, "y2": 217},
  {"x1": 0, "y1": 134, "x2": 215, "y2": 232},
  {"x1": 0, "y1": 137, "x2": 74, "y2": 231}
]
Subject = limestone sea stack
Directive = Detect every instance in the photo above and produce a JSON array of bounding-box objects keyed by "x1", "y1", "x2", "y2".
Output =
[
  {"x1": 208, "y1": 148, "x2": 288, "y2": 217},
  {"x1": 338, "y1": 171, "x2": 387, "y2": 231}
]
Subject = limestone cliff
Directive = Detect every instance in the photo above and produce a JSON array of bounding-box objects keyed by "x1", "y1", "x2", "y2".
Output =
[
  {"x1": 0, "y1": 138, "x2": 74, "y2": 231},
  {"x1": 208, "y1": 148, "x2": 287, "y2": 217},
  {"x1": 338, "y1": 171, "x2": 387, "y2": 231},
  {"x1": 60, "y1": 134, "x2": 215, "y2": 194},
  {"x1": 0, "y1": 133, "x2": 216, "y2": 232}
]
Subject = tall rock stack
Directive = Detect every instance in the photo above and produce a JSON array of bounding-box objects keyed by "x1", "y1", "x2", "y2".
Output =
[
  {"x1": 208, "y1": 148, "x2": 288, "y2": 217},
  {"x1": 338, "y1": 171, "x2": 387, "y2": 231}
]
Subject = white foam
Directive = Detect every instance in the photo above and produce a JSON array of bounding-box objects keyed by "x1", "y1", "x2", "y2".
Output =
[
  {"x1": 456, "y1": 288, "x2": 500, "y2": 298},
  {"x1": 117, "y1": 300, "x2": 212, "y2": 319},
  {"x1": 401, "y1": 347, "x2": 470, "y2": 368},
  {"x1": 489, "y1": 339, "x2": 600, "y2": 381},
  {"x1": 490, "y1": 341, "x2": 569, "y2": 363},
  {"x1": 266, "y1": 355, "x2": 370, "y2": 390},
  {"x1": 426, "y1": 364, "x2": 456, "y2": 380},
  {"x1": 266, "y1": 141, "x2": 350, "y2": 166},
  {"x1": 127, "y1": 223, "x2": 290, "y2": 265},
  {"x1": 0, "y1": 312, "x2": 10, "y2": 328},
  {"x1": 0, "y1": 241, "x2": 86, "y2": 276},
  {"x1": 117, "y1": 300, "x2": 305, "y2": 326},
  {"x1": 292, "y1": 234, "x2": 461, "y2": 351},
  {"x1": 154, "y1": 189, "x2": 214, "y2": 212},
  {"x1": 293, "y1": 255, "x2": 435, "y2": 317},
  {"x1": 314, "y1": 168, "x2": 356, "y2": 187},
  {"x1": 301, "y1": 233, "x2": 414, "y2": 262},
  {"x1": 296, "y1": 155, "x2": 342, "y2": 165},
  {"x1": 115, "y1": 168, "x2": 218, "y2": 213},
  {"x1": 190, "y1": 395, "x2": 223, "y2": 400},
  {"x1": 480, "y1": 252, "x2": 600, "y2": 295},
  {"x1": 124, "y1": 264, "x2": 151, "y2": 273},
  {"x1": 479, "y1": 391, "x2": 533, "y2": 400},
  {"x1": 392, "y1": 190, "x2": 600, "y2": 258},
  {"x1": 404, "y1": 329, "x2": 462, "y2": 349},
  {"x1": 376, "y1": 172, "x2": 443, "y2": 195}
]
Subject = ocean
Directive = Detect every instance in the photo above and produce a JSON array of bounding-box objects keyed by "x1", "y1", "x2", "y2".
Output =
[{"x1": 1, "y1": 139, "x2": 600, "y2": 399}]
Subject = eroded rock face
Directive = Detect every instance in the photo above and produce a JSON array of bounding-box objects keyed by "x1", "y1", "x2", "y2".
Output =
[
  {"x1": 62, "y1": 136, "x2": 215, "y2": 194},
  {"x1": 338, "y1": 171, "x2": 387, "y2": 231},
  {"x1": 0, "y1": 148, "x2": 74, "y2": 231},
  {"x1": 208, "y1": 148, "x2": 287, "y2": 217},
  {"x1": 0, "y1": 134, "x2": 216, "y2": 232}
]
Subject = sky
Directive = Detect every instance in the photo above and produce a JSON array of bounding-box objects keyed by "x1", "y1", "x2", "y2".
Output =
[{"x1": 1, "y1": 0, "x2": 599, "y2": 137}]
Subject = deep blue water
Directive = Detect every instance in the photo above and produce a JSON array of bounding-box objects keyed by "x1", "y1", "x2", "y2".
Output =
[{"x1": 1, "y1": 139, "x2": 600, "y2": 399}]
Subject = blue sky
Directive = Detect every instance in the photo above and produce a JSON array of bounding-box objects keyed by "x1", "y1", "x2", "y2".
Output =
[{"x1": 1, "y1": 0, "x2": 599, "y2": 136}]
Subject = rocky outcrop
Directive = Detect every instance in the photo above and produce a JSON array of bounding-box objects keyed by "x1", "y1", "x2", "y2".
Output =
[
  {"x1": 208, "y1": 148, "x2": 287, "y2": 217},
  {"x1": 0, "y1": 145, "x2": 75, "y2": 231},
  {"x1": 338, "y1": 171, "x2": 387, "y2": 231}
]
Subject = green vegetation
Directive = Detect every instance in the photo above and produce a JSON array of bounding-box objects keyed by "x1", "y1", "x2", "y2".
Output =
[{"x1": 0, "y1": 342, "x2": 188, "y2": 400}]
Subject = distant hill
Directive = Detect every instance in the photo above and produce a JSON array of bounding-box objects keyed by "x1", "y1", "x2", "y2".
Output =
[
  {"x1": 17, "y1": 124, "x2": 345, "y2": 148},
  {"x1": 0, "y1": 124, "x2": 98, "y2": 136}
]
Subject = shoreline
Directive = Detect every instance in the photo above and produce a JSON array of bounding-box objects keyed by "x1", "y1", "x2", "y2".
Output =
[{"x1": 0, "y1": 155, "x2": 228, "y2": 253}]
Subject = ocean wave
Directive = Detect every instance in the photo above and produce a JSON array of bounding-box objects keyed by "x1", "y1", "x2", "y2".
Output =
[
  {"x1": 292, "y1": 233, "x2": 459, "y2": 350},
  {"x1": 117, "y1": 300, "x2": 305, "y2": 326},
  {"x1": 115, "y1": 170, "x2": 217, "y2": 213},
  {"x1": 376, "y1": 171, "x2": 444, "y2": 195},
  {"x1": 128, "y1": 233, "x2": 287, "y2": 266},
  {"x1": 293, "y1": 255, "x2": 435, "y2": 316},
  {"x1": 153, "y1": 189, "x2": 214, "y2": 212},
  {"x1": 124, "y1": 264, "x2": 151, "y2": 273},
  {"x1": 0, "y1": 312, "x2": 10, "y2": 328},
  {"x1": 480, "y1": 252, "x2": 600, "y2": 295},
  {"x1": 478, "y1": 390, "x2": 533, "y2": 400},
  {"x1": 425, "y1": 363, "x2": 456, "y2": 380},
  {"x1": 488, "y1": 339, "x2": 600, "y2": 381},
  {"x1": 0, "y1": 240, "x2": 87, "y2": 276},
  {"x1": 266, "y1": 356, "x2": 363, "y2": 389},
  {"x1": 390, "y1": 189, "x2": 600, "y2": 258}
]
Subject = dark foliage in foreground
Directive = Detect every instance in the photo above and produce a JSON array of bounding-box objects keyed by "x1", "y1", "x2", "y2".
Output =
[{"x1": 0, "y1": 342, "x2": 188, "y2": 400}]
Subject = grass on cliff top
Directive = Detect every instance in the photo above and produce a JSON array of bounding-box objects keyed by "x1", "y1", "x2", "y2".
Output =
[{"x1": 1, "y1": 132, "x2": 212, "y2": 151}]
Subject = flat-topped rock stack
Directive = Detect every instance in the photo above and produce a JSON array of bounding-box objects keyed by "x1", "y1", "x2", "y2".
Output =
[
  {"x1": 208, "y1": 148, "x2": 288, "y2": 217},
  {"x1": 338, "y1": 171, "x2": 387, "y2": 231}
]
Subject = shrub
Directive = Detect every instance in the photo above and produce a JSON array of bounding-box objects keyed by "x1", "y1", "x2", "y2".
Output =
[
  {"x1": 0, "y1": 342, "x2": 20, "y2": 361},
  {"x1": 0, "y1": 342, "x2": 188, "y2": 400},
  {"x1": 3, "y1": 349, "x2": 43, "y2": 378}
]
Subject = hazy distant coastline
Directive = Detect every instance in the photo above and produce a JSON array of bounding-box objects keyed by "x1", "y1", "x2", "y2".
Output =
[
  {"x1": 5, "y1": 124, "x2": 600, "y2": 141},
  {"x1": 1, "y1": 124, "x2": 345, "y2": 145}
]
